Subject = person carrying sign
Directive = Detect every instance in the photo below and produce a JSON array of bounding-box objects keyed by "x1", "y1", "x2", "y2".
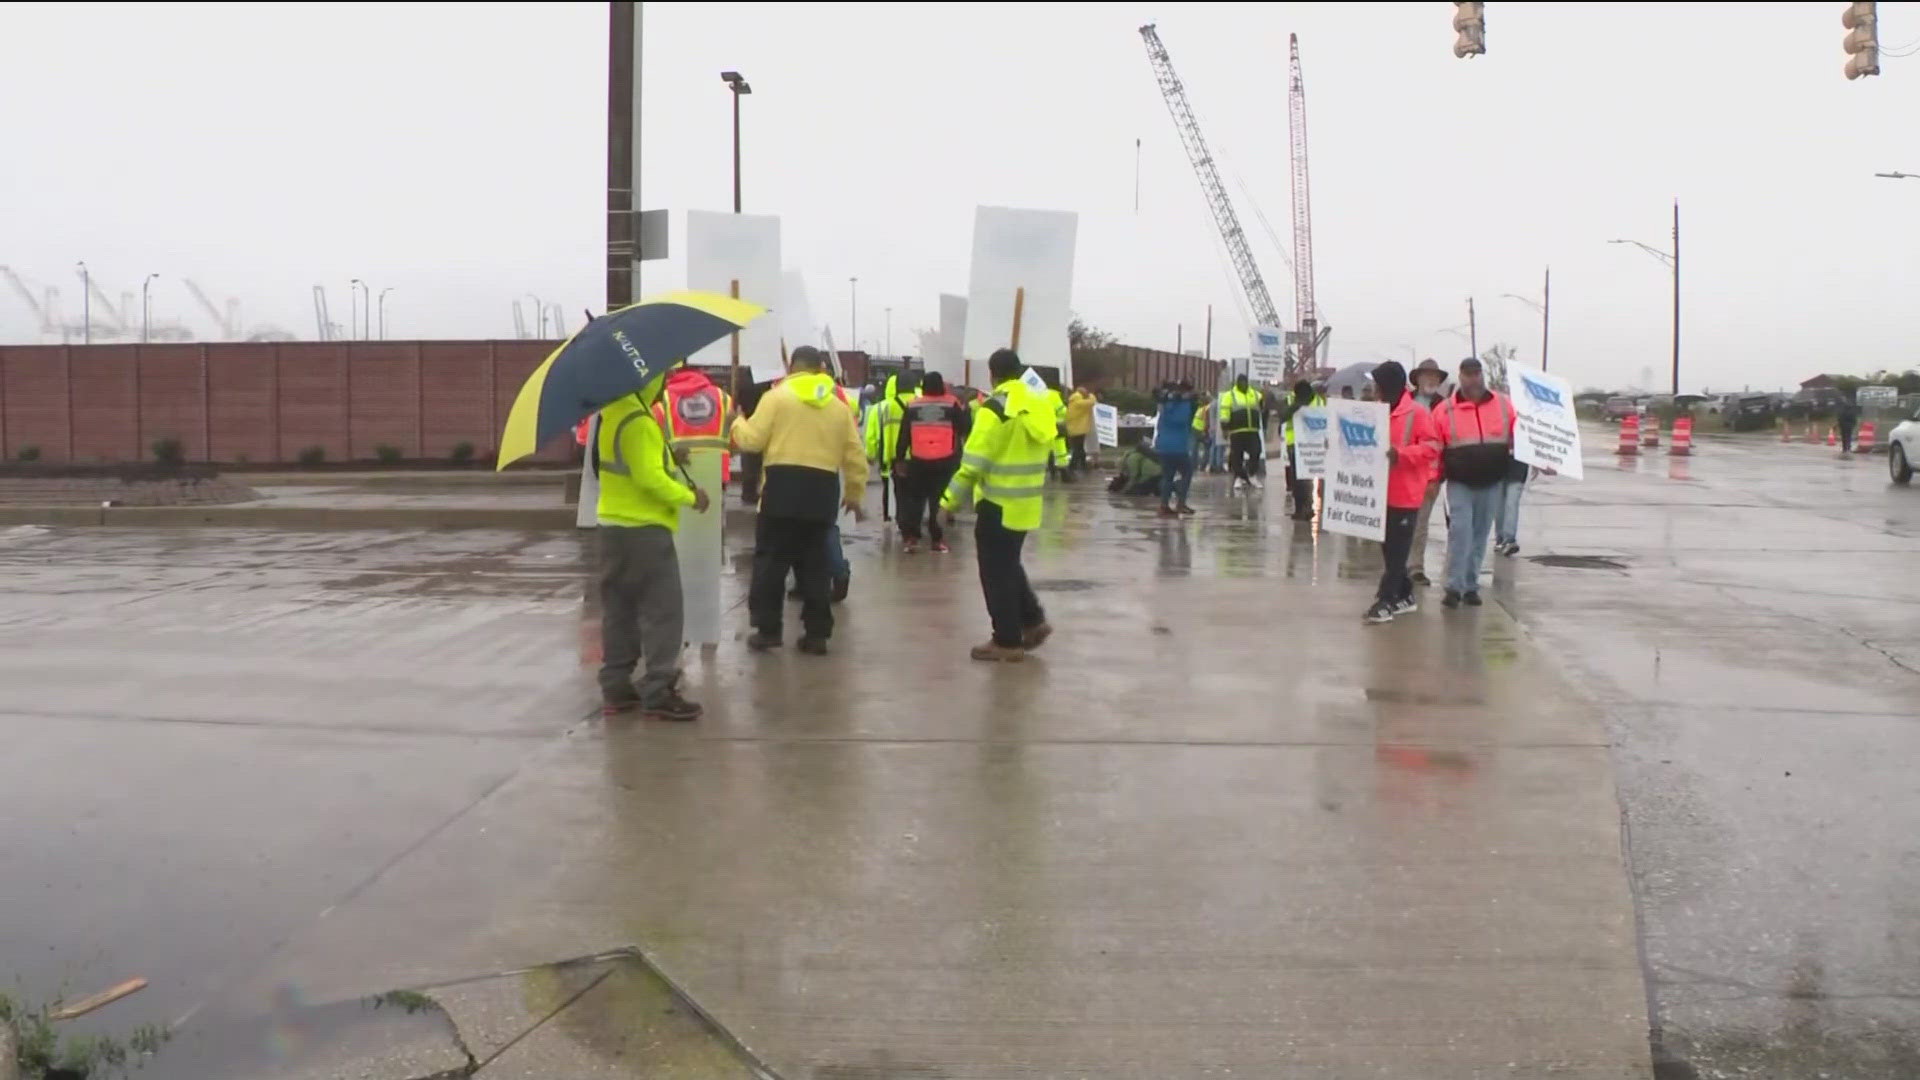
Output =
[
  {"x1": 1279, "y1": 380, "x2": 1326, "y2": 521},
  {"x1": 893, "y1": 371, "x2": 970, "y2": 553},
  {"x1": 1364, "y1": 361, "x2": 1442, "y2": 625},
  {"x1": 1432, "y1": 357, "x2": 1516, "y2": 609}
]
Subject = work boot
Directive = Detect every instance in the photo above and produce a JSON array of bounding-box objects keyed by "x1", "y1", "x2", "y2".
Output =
[
  {"x1": 1176, "y1": 503, "x2": 1197, "y2": 516},
  {"x1": 797, "y1": 636, "x2": 829, "y2": 656},
  {"x1": 1363, "y1": 601, "x2": 1395, "y2": 624},
  {"x1": 1442, "y1": 589, "x2": 1462, "y2": 609},
  {"x1": 641, "y1": 690, "x2": 702, "y2": 722},
  {"x1": 1021, "y1": 622, "x2": 1054, "y2": 650},
  {"x1": 747, "y1": 631, "x2": 782, "y2": 652},
  {"x1": 601, "y1": 690, "x2": 641, "y2": 718},
  {"x1": 1464, "y1": 591, "x2": 1484, "y2": 607},
  {"x1": 831, "y1": 574, "x2": 851, "y2": 603},
  {"x1": 1157, "y1": 505, "x2": 1179, "y2": 518},
  {"x1": 970, "y1": 641, "x2": 1026, "y2": 662}
]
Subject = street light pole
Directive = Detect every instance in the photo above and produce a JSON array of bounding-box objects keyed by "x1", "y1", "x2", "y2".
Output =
[
  {"x1": 1466, "y1": 296, "x2": 1478, "y2": 362},
  {"x1": 849, "y1": 277, "x2": 858, "y2": 354},
  {"x1": 350, "y1": 279, "x2": 364, "y2": 341},
  {"x1": 77, "y1": 261, "x2": 90, "y2": 344},
  {"x1": 1500, "y1": 266, "x2": 1551, "y2": 371},
  {"x1": 142, "y1": 273, "x2": 159, "y2": 343},
  {"x1": 378, "y1": 287, "x2": 394, "y2": 339},
  {"x1": 884, "y1": 306, "x2": 892, "y2": 355},
  {"x1": 1609, "y1": 203, "x2": 1681, "y2": 394},
  {"x1": 527, "y1": 293, "x2": 546, "y2": 338},
  {"x1": 721, "y1": 71, "x2": 751, "y2": 213}
]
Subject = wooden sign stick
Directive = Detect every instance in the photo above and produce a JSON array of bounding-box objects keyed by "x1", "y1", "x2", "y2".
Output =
[
  {"x1": 728, "y1": 278, "x2": 741, "y2": 394},
  {"x1": 1010, "y1": 286, "x2": 1026, "y2": 352}
]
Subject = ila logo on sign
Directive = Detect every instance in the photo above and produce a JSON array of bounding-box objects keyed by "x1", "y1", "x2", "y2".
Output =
[
  {"x1": 1303, "y1": 413, "x2": 1328, "y2": 433},
  {"x1": 1519, "y1": 376, "x2": 1563, "y2": 408},
  {"x1": 1256, "y1": 332, "x2": 1280, "y2": 348},
  {"x1": 1338, "y1": 416, "x2": 1378, "y2": 448}
]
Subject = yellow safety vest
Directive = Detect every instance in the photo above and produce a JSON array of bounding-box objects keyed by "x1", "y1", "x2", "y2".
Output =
[
  {"x1": 1047, "y1": 387, "x2": 1068, "y2": 462},
  {"x1": 1284, "y1": 394, "x2": 1326, "y2": 445},
  {"x1": 1221, "y1": 387, "x2": 1263, "y2": 434},
  {"x1": 595, "y1": 394, "x2": 692, "y2": 530},
  {"x1": 943, "y1": 377, "x2": 1054, "y2": 531}
]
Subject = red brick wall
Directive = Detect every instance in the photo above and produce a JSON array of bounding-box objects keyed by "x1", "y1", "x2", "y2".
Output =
[{"x1": 0, "y1": 341, "x2": 563, "y2": 465}]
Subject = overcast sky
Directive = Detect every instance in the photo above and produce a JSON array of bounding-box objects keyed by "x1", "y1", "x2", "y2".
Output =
[{"x1": 3, "y1": 1, "x2": 1917, "y2": 392}]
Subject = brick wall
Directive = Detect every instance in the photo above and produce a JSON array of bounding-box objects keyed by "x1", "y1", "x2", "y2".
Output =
[{"x1": 0, "y1": 341, "x2": 564, "y2": 465}]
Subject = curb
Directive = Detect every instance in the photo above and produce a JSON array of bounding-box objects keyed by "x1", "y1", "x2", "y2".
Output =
[{"x1": 0, "y1": 505, "x2": 576, "y2": 530}]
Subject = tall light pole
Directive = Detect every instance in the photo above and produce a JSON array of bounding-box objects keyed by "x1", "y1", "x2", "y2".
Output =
[
  {"x1": 721, "y1": 71, "x2": 750, "y2": 213},
  {"x1": 1466, "y1": 296, "x2": 1478, "y2": 362},
  {"x1": 527, "y1": 293, "x2": 546, "y2": 337},
  {"x1": 1609, "y1": 200, "x2": 1680, "y2": 394},
  {"x1": 849, "y1": 277, "x2": 858, "y2": 354},
  {"x1": 884, "y1": 306, "x2": 893, "y2": 355},
  {"x1": 378, "y1": 287, "x2": 394, "y2": 339},
  {"x1": 350, "y1": 278, "x2": 367, "y2": 341},
  {"x1": 1501, "y1": 266, "x2": 1550, "y2": 371},
  {"x1": 142, "y1": 273, "x2": 159, "y2": 343},
  {"x1": 76, "y1": 261, "x2": 90, "y2": 344}
]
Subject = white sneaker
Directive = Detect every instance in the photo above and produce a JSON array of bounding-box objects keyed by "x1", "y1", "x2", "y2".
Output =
[{"x1": 1250, "y1": 476, "x2": 1265, "y2": 490}]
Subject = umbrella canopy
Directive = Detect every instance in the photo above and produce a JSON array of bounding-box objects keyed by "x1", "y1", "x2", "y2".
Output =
[{"x1": 496, "y1": 290, "x2": 765, "y2": 469}]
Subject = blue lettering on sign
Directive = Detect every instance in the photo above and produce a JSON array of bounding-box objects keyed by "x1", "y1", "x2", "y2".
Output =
[
  {"x1": 1520, "y1": 375, "x2": 1563, "y2": 408},
  {"x1": 1338, "y1": 416, "x2": 1378, "y2": 448},
  {"x1": 1303, "y1": 413, "x2": 1328, "y2": 432},
  {"x1": 1257, "y1": 332, "x2": 1281, "y2": 347}
]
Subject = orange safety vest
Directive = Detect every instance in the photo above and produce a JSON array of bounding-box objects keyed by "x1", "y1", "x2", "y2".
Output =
[
  {"x1": 652, "y1": 376, "x2": 732, "y2": 482},
  {"x1": 574, "y1": 417, "x2": 591, "y2": 447},
  {"x1": 906, "y1": 393, "x2": 962, "y2": 460}
]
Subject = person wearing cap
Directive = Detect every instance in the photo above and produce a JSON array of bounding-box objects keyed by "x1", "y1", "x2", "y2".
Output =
[
  {"x1": 1431, "y1": 356, "x2": 1516, "y2": 609},
  {"x1": 1364, "y1": 361, "x2": 1442, "y2": 624},
  {"x1": 1407, "y1": 358, "x2": 1449, "y2": 586}
]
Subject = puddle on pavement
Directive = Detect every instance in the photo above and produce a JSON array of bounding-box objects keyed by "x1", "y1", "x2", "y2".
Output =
[
  {"x1": 1529, "y1": 553, "x2": 1630, "y2": 571},
  {"x1": 131, "y1": 951, "x2": 768, "y2": 1080}
]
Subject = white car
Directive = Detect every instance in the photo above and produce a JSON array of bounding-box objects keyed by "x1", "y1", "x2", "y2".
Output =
[{"x1": 1891, "y1": 406, "x2": 1920, "y2": 485}]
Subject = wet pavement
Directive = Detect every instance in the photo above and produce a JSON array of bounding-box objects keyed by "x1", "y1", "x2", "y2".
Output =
[{"x1": 0, "y1": 432, "x2": 1912, "y2": 1077}]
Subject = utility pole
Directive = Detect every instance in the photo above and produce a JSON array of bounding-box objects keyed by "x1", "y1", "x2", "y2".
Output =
[
  {"x1": 606, "y1": 1, "x2": 639, "y2": 311},
  {"x1": 722, "y1": 71, "x2": 750, "y2": 212},
  {"x1": 1670, "y1": 201, "x2": 1681, "y2": 395},
  {"x1": 77, "y1": 261, "x2": 90, "y2": 344},
  {"x1": 142, "y1": 273, "x2": 159, "y2": 343},
  {"x1": 1466, "y1": 296, "x2": 1478, "y2": 361},
  {"x1": 884, "y1": 307, "x2": 892, "y2": 355}
]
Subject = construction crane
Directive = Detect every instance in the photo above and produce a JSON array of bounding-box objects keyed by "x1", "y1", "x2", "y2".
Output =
[
  {"x1": 1139, "y1": 23, "x2": 1284, "y2": 338},
  {"x1": 312, "y1": 285, "x2": 336, "y2": 341},
  {"x1": 1287, "y1": 33, "x2": 1329, "y2": 369},
  {"x1": 1, "y1": 265, "x2": 59, "y2": 335},
  {"x1": 185, "y1": 279, "x2": 240, "y2": 339}
]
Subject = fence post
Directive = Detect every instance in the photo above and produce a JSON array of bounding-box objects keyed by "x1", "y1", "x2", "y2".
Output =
[
  {"x1": 200, "y1": 344, "x2": 212, "y2": 462},
  {"x1": 415, "y1": 342, "x2": 426, "y2": 458},
  {"x1": 64, "y1": 346, "x2": 75, "y2": 462}
]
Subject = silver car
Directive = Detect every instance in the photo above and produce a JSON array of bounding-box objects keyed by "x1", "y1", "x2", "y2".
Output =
[{"x1": 1891, "y1": 405, "x2": 1920, "y2": 485}]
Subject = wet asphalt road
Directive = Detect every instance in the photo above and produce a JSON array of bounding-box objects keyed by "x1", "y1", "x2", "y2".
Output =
[
  {"x1": 1509, "y1": 435, "x2": 1920, "y2": 1079},
  {"x1": 0, "y1": 430, "x2": 1914, "y2": 1077}
]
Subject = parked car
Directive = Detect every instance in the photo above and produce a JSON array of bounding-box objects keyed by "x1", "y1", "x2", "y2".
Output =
[
  {"x1": 1604, "y1": 396, "x2": 1638, "y2": 420},
  {"x1": 1725, "y1": 393, "x2": 1776, "y2": 432},
  {"x1": 1890, "y1": 405, "x2": 1920, "y2": 485}
]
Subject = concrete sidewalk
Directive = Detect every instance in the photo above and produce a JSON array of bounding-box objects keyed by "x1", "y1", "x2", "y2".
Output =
[{"x1": 176, "y1": 480, "x2": 1652, "y2": 1079}]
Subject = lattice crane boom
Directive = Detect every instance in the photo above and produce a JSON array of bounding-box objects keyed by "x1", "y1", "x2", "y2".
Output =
[
  {"x1": 1139, "y1": 24, "x2": 1283, "y2": 334},
  {"x1": 1287, "y1": 33, "x2": 1322, "y2": 367}
]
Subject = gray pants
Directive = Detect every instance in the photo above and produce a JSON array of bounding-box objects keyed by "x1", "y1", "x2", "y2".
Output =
[
  {"x1": 597, "y1": 525, "x2": 684, "y2": 704},
  {"x1": 1409, "y1": 482, "x2": 1441, "y2": 576}
]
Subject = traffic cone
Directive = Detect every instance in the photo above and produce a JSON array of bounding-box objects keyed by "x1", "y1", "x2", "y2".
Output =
[
  {"x1": 1642, "y1": 418, "x2": 1661, "y2": 447},
  {"x1": 1669, "y1": 416, "x2": 1693, "y2": 456},
  {"x1": 1827, "y1": 426, "x2": 1837, "y2": 447},
  {"x1": 1616, "y1": 413, "x2": 1641, "y2": 456},
  {"x1": 1857, "y1": 421, "x2": 1876, "y2": 454}
]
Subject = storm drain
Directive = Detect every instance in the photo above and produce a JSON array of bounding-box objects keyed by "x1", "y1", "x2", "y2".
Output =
[
  {"x1": 1528, "y1": 554, "x2": 1629, "y2": 571},
  {"x1": 1030, "y1": 578, "x2": 1102, "y2": 592}
]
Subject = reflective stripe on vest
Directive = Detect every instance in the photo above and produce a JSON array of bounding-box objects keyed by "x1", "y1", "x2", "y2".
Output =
[
  {"x1": 653, "y1": 384, "x2": 728, "y2": 450},
  {"x1": 1444, "y1": 393, "x2": 1513, "y2": 447},
  {"x1": 907, "y1": 394, "x2": 960, "y2": 459}
]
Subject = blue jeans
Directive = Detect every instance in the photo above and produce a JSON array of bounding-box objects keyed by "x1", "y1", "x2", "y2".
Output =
[
  {"x1": 1497, "y1": 478, "x2": 1525, "y2": 547},
  {"x1": 825, "y1": 523, "x2": 849, "y2": 578},
  {"x1": 1158, "y1": 451, "x2": 1194, "y2": 506},
  {"x1": 1445, "y1": 482, "x2": 1502, "y2": 594}
]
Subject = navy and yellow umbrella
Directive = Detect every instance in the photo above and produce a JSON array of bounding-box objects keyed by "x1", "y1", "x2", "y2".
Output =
[{"x1": 496, "y1": 290, "x2": 766, "y2": 469}]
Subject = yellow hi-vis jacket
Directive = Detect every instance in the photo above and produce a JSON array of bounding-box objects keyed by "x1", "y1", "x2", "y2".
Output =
[
  {"x1": 864, "y1": 374, "x2": 912, "y2": 466},
  {"x1": 595, "y1": 393, "x2": 695, "y2": 530},
  {"x1": 942, "y1": 377, "x2": 1056, "y2": 532},
  {"x1": 1285, "y1": 393, "x2": 1327, "y2": 445},
  {"x1": 1046, "y1": 387, "x2": 1068, "y2": 465},
  {"x1": 1220, "y1": 387, "x2": 1264, "y2": 434}
]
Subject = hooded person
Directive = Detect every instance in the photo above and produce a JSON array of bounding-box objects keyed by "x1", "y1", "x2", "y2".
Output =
[
  {"x1": 942, "y1": 349, "x2": 1059, "y2": 661},
  {"x1": 731, "y1": 346, "x2": 870, "y2": 655},
  {"x1": 1364, "y1": 360, "x2": 1442, "y2": 624},
  {"x1": 1280, "y1": 379, "x2": 1326, "y2": 521},
  {"x1": 893, "y1": 370, "x2": 970, "y2": 552}
]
